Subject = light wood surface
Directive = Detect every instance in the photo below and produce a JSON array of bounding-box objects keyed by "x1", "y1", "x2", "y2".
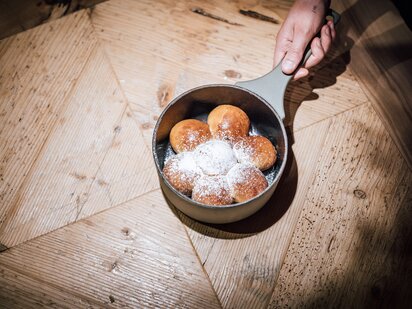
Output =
[
  {"x1": 0, "y1": 190, "x2": 220, "y2": 308},
  {"x1": 1, "y1": 0, "x2": 411, "y2": 307},
  {"x1": 0, "y1": 11, "x2": 98, "y2": 247}
]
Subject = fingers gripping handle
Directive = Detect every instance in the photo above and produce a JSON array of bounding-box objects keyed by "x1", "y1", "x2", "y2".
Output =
[
  {"x1": 236, "y1": 9, "x2": 340, "y2": 120},
  {"x1": 301, "y1": 9, "x2": 341, "y2": 64}
]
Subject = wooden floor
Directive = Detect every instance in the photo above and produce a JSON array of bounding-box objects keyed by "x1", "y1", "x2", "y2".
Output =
[{"x1": 0, "y1": 0, "x2": 411, "y2": 307}]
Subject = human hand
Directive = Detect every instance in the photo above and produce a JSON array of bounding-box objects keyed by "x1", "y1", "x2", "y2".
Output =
[{"x1": 274, "y1": 0, "x2": 336, "y2": 80}]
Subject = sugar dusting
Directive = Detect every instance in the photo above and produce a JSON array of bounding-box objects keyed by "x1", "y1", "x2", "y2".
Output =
[
  {"x1": 182, "y1": 129, "x2": 210, "y2": 151},
  {"x1": 226, "y1": 163, "x2": 256, "y2": 187},
  {"x1": 192, "y1": 175, "x2": 232, "y2": 205},
  {"x1": 164, "y1": 145, "x2": 176, "y2": 163},
  {"x1": 163, "y1": 151, "x2": 202, "y2": 195},
  {"x1": 233, "y1": 140, "x2": 255, "y2": 166},
  {"x1": 221, "y1": 120, "x2": 230, "y2": 130},
  {"x1": 226, "y1": 163, "x2": 268, "y2": 202},
  {"x1": 233, "y1": 136, "x2": 277, "y2": 171},
  {"x1": 194, "y1": 140, "x2": 237, "y2": 175},
  {"x1": 165, "y1": 152, "x2": 200, "y2": 176},
  {"x1": 163, "y1": 138, "x2": 278, "y2": 203}
]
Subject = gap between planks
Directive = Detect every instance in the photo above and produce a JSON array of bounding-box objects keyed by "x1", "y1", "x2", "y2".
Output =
[
  {"x1": 0, "y1": 23, "x2": 98, "y2": 238},
  {"x1": 86, "y1": 7, "x2": 152, "y2": 156},
  {"x1": 182, "y1": 223, "x2": 224, "y2": 309},
  {"x1": 0, "y1": 187, "x2": 160, "y2": 254}
]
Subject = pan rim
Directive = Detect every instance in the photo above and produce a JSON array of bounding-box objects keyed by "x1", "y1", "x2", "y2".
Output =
[{"x1": 152, "y1": 83, "x2": 289, "y2": 210}]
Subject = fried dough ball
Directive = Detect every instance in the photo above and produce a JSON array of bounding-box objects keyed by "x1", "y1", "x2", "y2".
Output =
[
  {"x1": 233, "y1": 136, "x2": 277, "y2": 171},
  {"x1": 163, "y1": 152, "x2": 202, "y2": 196},
  {"x1": 226, "y1": 163, "x2": 268, "y2": 203},
  {"x1": 170, "y1": 119, "x2": 211, "y2": 153},
  {"x1": 207, "y1": 105, "x2": 250, "y2": 145},
  {"x1": 192, "y1": 175, "x2": 233, "y2": 206},
  {"x1": 194, "y1": 140, "x2": 237, "y2": 176}
]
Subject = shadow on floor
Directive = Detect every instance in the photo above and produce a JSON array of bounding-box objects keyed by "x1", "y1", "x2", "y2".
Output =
[{"x1": 165, "y1": 142, "x2": 298, "y2": 239}]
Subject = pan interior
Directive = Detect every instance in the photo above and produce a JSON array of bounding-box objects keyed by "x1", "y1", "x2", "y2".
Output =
[{"x1": 154, "y1": 85, "x2": 287, "y2": 193}]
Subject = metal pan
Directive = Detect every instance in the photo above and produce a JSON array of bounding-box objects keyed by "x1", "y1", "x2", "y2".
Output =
[{"x1": 152, "y1": 10, "x2": 340, "y2": 224}]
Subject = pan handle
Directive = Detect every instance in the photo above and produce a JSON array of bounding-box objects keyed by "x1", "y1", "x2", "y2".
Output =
[{"x1": 236, "y1": 9, "x2": 340, "y2": 120}]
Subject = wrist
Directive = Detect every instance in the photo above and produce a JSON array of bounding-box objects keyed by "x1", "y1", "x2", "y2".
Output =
[
  {"x1": 296, "y1": 0, "x2": 330, "y2": 7},
  {"x1": 293, "y1": 0, "x2": 330, "y2": 15}
]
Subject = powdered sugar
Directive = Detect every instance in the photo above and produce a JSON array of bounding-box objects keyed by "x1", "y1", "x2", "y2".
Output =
[
  {"x1": 165, "y1": 151, "x2": 200, "y2": 175},
  {"x1": 226, "y1": 163, "x2": 268, "y2": 202},
  {"x1": 226, "y1": 163, "x2": 256, "y2": 187},
  {"x1": 179, "y1": 152, "x2": 199, "y2": 172},
  {"x1": 233, "y1": 136, "x2": 277, "y2": 171},
  {"x1": 164, "y1": 145, "x2": 176, "y2": 163},
  {"x1": 233, "y1": 141, "x2": 255, "y2": 166},
  {"x1": 187, "y1": 132, "x2": 197, "y2": 142},
  {"x1": 220, "y1": 120, "x2": 230, "y2": 130},
  {"x1": 194, "y1": 140, "x2": 237, "y2": 176},
  {"x1": 163, "y1": 152, "x2": 202, "y2": 195},
  {"x1": 192, "y1": 175, "x2": 233, "y2": 205}
]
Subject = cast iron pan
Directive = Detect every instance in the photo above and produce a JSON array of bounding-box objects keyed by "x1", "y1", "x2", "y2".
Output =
[{"x1": 152, "y1": 10, "x2": 340, "y2": 224}]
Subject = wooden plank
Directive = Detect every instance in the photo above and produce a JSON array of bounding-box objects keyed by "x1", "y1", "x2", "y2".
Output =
[
  {"x1": 0, "y1": 7, "x2": 161, "y2": 249},
  {"x1": 177, "y1": 114, "x2": 335, "y2": 308},
  {"x1": 80, "y1": 105, "x2": 160, "y2": 219},
  {"x1": 91, "y1": 0, "x2": 367, "y2": 146},
  {"x1": 0, "y1": 190, "x2": 221, "y2": 308},
  {"x1": 0, "y1": 267, "x2": 95, "y2": 308},
  {"x1": 0, "y1": 10, "x2": 158, "y2": 247},
  {"x1": 334, "y1": 0, "x2": 412, "y2": 167},
  {"x1": 269, "y1": 103, "x2": 412, "y2": 307},
  {"x1": 0, "y1": 42, "x2": 134, "y2": 248},
  {"x1": 84, "y1": 43, "x2": 227, "y2": 148},
  {"x1": 0, "y1": 11, "x2": 97, "y2": 244}
]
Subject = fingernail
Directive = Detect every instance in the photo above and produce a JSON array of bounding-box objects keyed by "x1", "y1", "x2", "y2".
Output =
[{"x1": 282, "y1": 59, "x2": 295, "y2": 72}]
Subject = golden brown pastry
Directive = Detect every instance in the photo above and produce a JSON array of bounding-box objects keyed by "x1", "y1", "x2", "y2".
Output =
[
  {"x1": 192, "y1": 175, "x2": 233, "y2": 206},
  {"x1": 170, "y1": 119, "x2": 211, "y2": 153},
  {"x1": 194, "y1": 140, "x2": 237, "y2": 176},
  {"x1": 163, "y1": 152, "x2": 202, "y2": 196},
  {"x1": 233, "y1": 136, "x2": 277, "y2": 171},
  {"x1": 207, "y1": 105, "x2": 250, "y2": 145},
  {"x1": 226, "y1": 163, "x2": 268, "y2": 203}
]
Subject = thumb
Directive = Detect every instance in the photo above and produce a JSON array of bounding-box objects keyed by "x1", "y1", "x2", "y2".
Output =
[{"x1": 281, "y1": 31, "x2": 311, "y2": 74}]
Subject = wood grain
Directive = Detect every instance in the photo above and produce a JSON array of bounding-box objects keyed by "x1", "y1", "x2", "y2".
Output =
[
  {"x1": 0, "y1": 11, "x2": 97, "y2": 246},
  {"x1": 0, "y1": 40, "x2": 130, "y2": 247},
  {"x1": 90, "y1": 0, "x2": 366, "y2": 147},
  {"x1": 0, "y1": 0, "x2": 410, "y2": 308},
  {"x1": 0, "y1": 267, "x2": 94, "y2": 308},
  {"x1": 0, "y1": 190, "x2": 221, "y2": 308},
  {"x1": 80, "y1": 105, "x2": 160, "y2": 219},
  {"x1": 269, "y1": 103, "x2": 412, "y2": 308},
  {"x1": 334, "y1": 0, "x2": 412, "y2": 168}
]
